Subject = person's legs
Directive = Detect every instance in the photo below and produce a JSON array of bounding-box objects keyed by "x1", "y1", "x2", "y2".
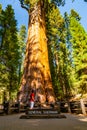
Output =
[{"x1": 30, "y1": 101, "x2": 34, "y2": 109}]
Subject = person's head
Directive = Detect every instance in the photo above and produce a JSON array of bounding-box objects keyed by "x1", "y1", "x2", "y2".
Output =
[{"x1": 31, "y1": 89, "x2": 34, "y2": 93}]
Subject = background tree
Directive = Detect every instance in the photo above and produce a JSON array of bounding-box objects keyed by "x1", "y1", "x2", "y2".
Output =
[
  {"x1": 70, "y1": 9, "x2": 87, "y2": 95},
  {"x1": 17, "y1": 25, "x2": 27, "y2": 85},
  {"x1": 0, "y1": 5, "x2": 20, "y2": 101},
  {"x1": 45, "y1": 3, "x2": 65, "y2": 99}
]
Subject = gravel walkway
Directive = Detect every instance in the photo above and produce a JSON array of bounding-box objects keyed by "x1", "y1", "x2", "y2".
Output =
[{"x1": 0, "y1": 113, "x2": 87, "y2": 130}]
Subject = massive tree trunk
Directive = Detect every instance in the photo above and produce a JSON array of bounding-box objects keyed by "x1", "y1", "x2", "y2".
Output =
[{"x1": 19, "y1": 1, "x2": 55, "y2": 105}]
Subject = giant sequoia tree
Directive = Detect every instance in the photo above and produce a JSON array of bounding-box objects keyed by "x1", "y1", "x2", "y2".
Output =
[{"x1": 18, "y1": 0, "x2": 65, "y2": 104}]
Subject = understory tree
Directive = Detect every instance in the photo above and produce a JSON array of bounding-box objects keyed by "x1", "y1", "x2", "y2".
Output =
[
  {"x1": 0, "y1": 5, "x2": 20, "y2": 101},
  {"x1": 70, "y1": 10, "x2": 87, "y2": 94}
]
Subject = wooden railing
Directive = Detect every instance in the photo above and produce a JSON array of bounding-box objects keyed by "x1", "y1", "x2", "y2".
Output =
[
  {"x1": 0, "y1": 104, "x2": 4, "y2": 114},
  {"x1": 0, "y1": 102, "x2": 27, "y2": 115},
  {"x1": 0, "y1": 98, "x2": 87, "y2": 115},
  {"x1": 59, "y1": 98, "x2": 87, "y2": 115}
]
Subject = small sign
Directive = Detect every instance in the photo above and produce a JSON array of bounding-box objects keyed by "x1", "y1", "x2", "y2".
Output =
[
  {"x1": 43, "y1": 111, "x2": 58, "y2": 114},
  {"x1": 28, "y1": 110, "x2": 58, "y2": 115},
  {"x1": 28, "y1": 110, "x2": 42, "y2": 114}
]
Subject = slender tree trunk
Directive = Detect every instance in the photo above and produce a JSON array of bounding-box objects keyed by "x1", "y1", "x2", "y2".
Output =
[{"x1": 19, "y1": 1, "x2": 55, "y2": 105}]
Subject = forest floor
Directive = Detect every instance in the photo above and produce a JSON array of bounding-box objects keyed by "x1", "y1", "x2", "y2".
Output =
[{"x1": 0, "y1": 113, "x2": 87, "y2": 130}]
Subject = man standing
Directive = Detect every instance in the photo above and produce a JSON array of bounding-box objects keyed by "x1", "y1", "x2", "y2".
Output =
[{"x1": 29, "y1": 90, "x2": 35, "y2": 109}]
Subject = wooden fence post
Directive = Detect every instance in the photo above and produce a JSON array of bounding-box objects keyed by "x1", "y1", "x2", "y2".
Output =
[{"x1": 80, "y1": 99, "x2": 86, "y2": 115}]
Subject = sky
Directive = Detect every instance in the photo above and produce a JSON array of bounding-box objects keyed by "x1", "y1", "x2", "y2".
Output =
[
  {"x1": 0, "y1": 0, "x2": 29, "y2": 29},
  {"x1": 0, "y1": 0, "x2": 87, "y2": 31}
]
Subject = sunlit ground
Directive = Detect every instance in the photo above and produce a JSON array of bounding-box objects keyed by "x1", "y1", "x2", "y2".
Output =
[{"x1": 77, "y1": 114, "x2": 87, "y2": 122}]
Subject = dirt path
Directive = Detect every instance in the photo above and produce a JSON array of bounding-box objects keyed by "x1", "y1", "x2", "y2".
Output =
[{"x1": 0, "y1": 113, "x2": 87, "y2": 130}]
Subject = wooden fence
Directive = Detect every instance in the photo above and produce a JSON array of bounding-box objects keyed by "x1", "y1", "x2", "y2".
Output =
[
  {"x1": 60, "y1": 98, "x2": 87, "y2": 115},
  {"x1": 0, "y1": 102, "x2": 26, "y2": 115},
  {"x1": 0, "y1": 104, "x2": 4, "y2": 114},
  {"x1": 0, "y1": 98, "x2": 87, "y2": 115}
]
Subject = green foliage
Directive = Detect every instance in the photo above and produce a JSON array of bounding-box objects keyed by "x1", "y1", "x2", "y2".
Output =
[
  {"x1": 19, "y1": 0, "x2": 39, "y2": 8},
  {"x1": 46, "y1": 4, "x2": 87, "y2": 99},
  {"x1": 24, "y1": 0, "x2": 39, "y2": 5},
  {"x1": 70, "y1": 9, "x2": 81, "y2": 21},
  {"x1": 18, "y1": 25, "x2": 26, "y2": 56},
  {"x1": 51, "y1": 0, "x2": 65, "y2": 6},
  {"x1": 0, "y1": 5, "x2": 20, "y2": 100},
  {"x1": 46, "y1": 3, "x2": 71, "y2": 99},
  {"x1": 70, "y1": 12, "x2": 87, "y2": 94},
  {"x1": 0, "y1": 4, "x2": 2, "y2": 13},
  {"x1": 17, "y1": 25, "x2": 27, "y2": 84}
]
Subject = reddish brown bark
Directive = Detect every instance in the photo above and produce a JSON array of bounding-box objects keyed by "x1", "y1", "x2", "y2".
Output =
[{"x1": 18, "y1": 1, "x2": 55, "y2": 105}]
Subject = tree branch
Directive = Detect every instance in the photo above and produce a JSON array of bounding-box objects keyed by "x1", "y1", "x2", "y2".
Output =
[{"x1": 19, "y1": 0, "x2": 29, "y2": 12}]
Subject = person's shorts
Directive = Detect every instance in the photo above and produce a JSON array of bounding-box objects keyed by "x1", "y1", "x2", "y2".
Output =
[{"x1": 30, "y1": 101, "x2": 34, "y2": 109}]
